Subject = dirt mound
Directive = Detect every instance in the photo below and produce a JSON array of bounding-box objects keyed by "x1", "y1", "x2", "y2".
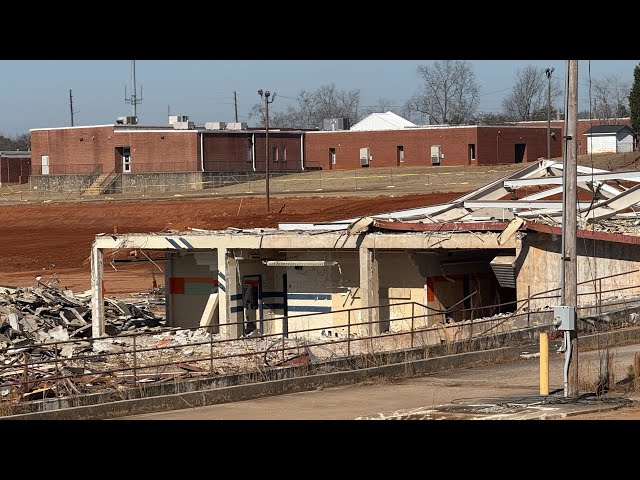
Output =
[{"x1": 0, "y1": 192, "x2": 462, "y2": 292}]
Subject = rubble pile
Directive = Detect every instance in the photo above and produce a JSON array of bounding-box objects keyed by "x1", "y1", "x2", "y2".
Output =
[{"x1": 0, "y1": 283, "x2": 165, "y2": 347}]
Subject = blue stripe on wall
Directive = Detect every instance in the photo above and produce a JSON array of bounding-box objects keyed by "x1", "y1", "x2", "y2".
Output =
[
  {"x1": 217, "y1": 271, "x2": 225, "y2": 281},
  {"x1": 218, "y1": 283, "x2": 226, "y2": 293},
  {"x1": 165, "y1": 238, "x2": 182, "y2": 249},
  {"x1": 288, "y1": 305, "x2": 332, "y2": 313},
  {"x1": 231, "y1": 293, "x2": 243, "y2": 301},
  {"x1": 263, "y1": 303, "x2": 285, "y2": 310},
  {"x1": 262, "y1": 291, "x2": 284, "y2": 298},
  {"x1": 179, "y1": 237, "x2": 195, "y2": 249},
  {"x1": 287, "y1": 293, "x2": 332, "y2": 301},
  {"x1": 230, "y1": 306, "x2": 243, "y2": 313}
]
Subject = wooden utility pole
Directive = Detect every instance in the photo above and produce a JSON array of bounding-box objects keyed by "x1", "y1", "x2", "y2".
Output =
[
  {"x1": 564, "y1": 60, "x2": 579, "y2": 397},
  {"x1": 546, "y1": 67, "x2": 554, "y2": 159}
]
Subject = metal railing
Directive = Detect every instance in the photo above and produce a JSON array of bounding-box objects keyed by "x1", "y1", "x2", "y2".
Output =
[{"x1": 3, "y1": 275, "x2": 640, "y2": 409}]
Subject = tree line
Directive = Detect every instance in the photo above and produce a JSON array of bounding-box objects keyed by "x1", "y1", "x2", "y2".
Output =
[
  {"x1": 0, "y1": 133, "x2": 30, "y2": 152},
  {"x1": 249, "y1": 61, "x2": 640, "y2": 135}
]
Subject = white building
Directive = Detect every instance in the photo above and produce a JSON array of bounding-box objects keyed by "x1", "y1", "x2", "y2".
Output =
[{"x1": 583, "y1": 125, "x2": 636, "y2": 154}]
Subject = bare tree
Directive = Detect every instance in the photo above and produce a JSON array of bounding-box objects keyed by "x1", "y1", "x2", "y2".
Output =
[
  {"x1": 359, "y1": 97, "x2": 403, "y2": 118},
  {"x1": 473, "y1": 112, "x2": 514, "y2": 125},
  {"x1": 0, "y1": 132, "x2": 30, "y2": 151},
  {"x1": 591, "y1": 74, "x2": 630, "y2": 122},
  {"x1": 249, "y1": 83, "x2": 360, "y2": 129},
  {"x1": 501, "y1": 66, "x2": 561, "y2": 121},
  {"x1": 405, "y1": 60, "x2": 479, "y2": 125}
]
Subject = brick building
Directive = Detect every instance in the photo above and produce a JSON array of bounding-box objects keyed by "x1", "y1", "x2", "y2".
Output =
[
  {"x1": 29, "y1": 119, "x2": 309, "y2": 176},
  {"x1": 305, "y1": 124, "x2": 562, "y2": 170},
  {"x1": 0, "y1": 151, "x2": 31, "y2": 185}
]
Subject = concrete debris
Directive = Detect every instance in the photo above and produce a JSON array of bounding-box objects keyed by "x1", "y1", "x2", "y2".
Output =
[{"x1": 0, "y1": 283, "x2": 165, "y2": 348}]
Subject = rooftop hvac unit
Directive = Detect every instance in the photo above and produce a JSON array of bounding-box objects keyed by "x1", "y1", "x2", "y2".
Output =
[
  {"x1": 359, "y1": 147, "x2": 370, "y2": 166},
  {"x1": 226, "y1": 122, "x2": 248, "y2": 130},
  {"x1": 168, "y1": 115, "x2": 189, "y2": 125},
  {"x1": 323, "y1": 117, "x2": 350, "y2": 131},
  {"x1": 204, "y1": 122, "x2": 227, "y2": 130},
  {"x1": 116, "y1": 115, "x2": 138, "y2": 125},
  {"x1": 173, "y1": 121, "x2": 195, "y2": 130}
]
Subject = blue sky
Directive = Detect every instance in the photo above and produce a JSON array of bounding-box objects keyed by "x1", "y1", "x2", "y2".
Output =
[{"x1": 1, "y1": 60, "x2": 638, "y2": 137}]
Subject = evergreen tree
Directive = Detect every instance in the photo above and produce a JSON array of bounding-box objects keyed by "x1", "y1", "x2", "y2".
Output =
[{"x1": 629, "y1": 63, "x2": 640, "y2": 138}]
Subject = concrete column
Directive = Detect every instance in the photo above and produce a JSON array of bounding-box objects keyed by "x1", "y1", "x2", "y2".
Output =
[
  {"x1": 359, "y1": 246, "x2": 380, "y2": 336},
  {"x1": 91, "y1": 242, "x2": 105, "y2": 338},
  {"x1": 217, "y1": 248, "x2": 243, "y2": 339}
]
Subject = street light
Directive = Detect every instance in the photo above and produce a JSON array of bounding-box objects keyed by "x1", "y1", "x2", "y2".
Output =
[
  {"x1": 546, "y1": 67, "x2": 554, "y2": 159},
  {"x1": 258, "y1": 89, "x2": 276, "y2": 212}
]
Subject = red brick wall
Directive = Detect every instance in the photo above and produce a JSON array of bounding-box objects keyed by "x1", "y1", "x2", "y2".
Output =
[
  {"x1": 30, "y1": 126, "x2": 115, "y2": 174},
  {"x1": 305, "y1": 128, "x2": 480, "y2": 170},
  {"x1": 203, "y1": 132, "x2": 253, "y2": 172},
  {"x1": 30, "y1": 127, "x2": 305, "y2": 175},
  {"x1": 0, "y1": 156, "x2": 31, "y2": 183},
  {"x1": 202, "y1": 131, "x2": 303, "y2": 172},
  {"x1": 113, "y1": 130, "x2": 199, "y2": 173},
  {"x1": 253, "y1": 132, "x2": 304, "y2": 172},
  {"x1": 305, "y1": 126, "x2": 563, "y2": 169},
  {"x1": 477, "y1": 126, "x2": 562, "y2": 165}
]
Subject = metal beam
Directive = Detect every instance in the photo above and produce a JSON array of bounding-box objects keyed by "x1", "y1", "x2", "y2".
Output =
[
  {"x1": 505, "y1": 170, "x2": 640, "y2": 187},
  {"x1": 463, "y1": 200, "x2": 594, "y2": 209},
  {"x1": 582, "y1": 183, "x2": 640, "y2": 222}
]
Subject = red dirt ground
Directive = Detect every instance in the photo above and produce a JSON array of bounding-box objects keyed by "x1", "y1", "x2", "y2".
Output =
[{"x1": 0, "y1": 192, "x2": 461, "y2": 294}]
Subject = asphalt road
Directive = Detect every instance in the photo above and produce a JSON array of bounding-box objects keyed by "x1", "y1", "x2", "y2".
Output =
[{"x1": 116, "y1": 342, "x2": 640, "y2": 421}]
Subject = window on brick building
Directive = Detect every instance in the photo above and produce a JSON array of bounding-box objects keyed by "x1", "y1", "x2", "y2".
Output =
[
  {"x1": 280, "y1": 146, "x2": 286, "y2": 162},
  {"x1": 271, "y1": 145, "x2": 278, "y2": 162},
  {"x1": 468, "y1": 144, "x2": 476, "y2": 163},
  {"x1": 329, "y1": 148, "x2": 336, "y2": 165}
]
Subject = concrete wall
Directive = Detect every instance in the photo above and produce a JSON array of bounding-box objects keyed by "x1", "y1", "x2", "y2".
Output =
[
  {"x1": 165, "y1": 247, "x2": 514, "y2": 338},
  {"x1": 166, "y1": 252, "x2": 218, "y2": 328},
  {"x1": 28, "y1": 174, "x2": 92, "y2": 193},
  {"x1": 516, "y1": 231, "x2": 640, "y2": 310},
  {"x1": 121, "y1": 172, "x2": 204, "y2": 193}
]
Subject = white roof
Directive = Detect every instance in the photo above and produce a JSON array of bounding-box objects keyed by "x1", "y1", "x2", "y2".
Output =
[{"x1": 350, "y1": 111, "x2": 416, "y2": 131}]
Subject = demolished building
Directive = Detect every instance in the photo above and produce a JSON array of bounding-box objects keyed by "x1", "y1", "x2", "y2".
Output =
[{"x1": 88, "y1": 159, "x2": 640, "y2": 340}]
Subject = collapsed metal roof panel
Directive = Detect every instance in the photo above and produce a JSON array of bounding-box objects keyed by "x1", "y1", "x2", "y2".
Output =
[{"x1": 276, "y1": 159, "x2": 640, "y2": 235}]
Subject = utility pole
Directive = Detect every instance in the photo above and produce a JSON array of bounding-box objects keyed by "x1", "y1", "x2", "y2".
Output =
[
  {"x1": 546, "y1": 67, "x2": 554, "y2": 159},
  {"x1": 258, "y1": 89, "x2": 276, "y2": 212},
  {"x1": 69, "y1": 89, "x2": 74, "y2": 127},
  {"x1": 233, "y1": 91, "x2": 239, "y2": 123},
  {"x1": 561, "y1": 60, "x2": 579, "y2": 398}
]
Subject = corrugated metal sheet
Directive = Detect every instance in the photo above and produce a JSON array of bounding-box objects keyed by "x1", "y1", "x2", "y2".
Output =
[
  {"x1": 490, "y1": 255, "x2": 516, "y2": 288},
  {"x1": 350, "y1": 112, "x2": 416, "y2": 131}
]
